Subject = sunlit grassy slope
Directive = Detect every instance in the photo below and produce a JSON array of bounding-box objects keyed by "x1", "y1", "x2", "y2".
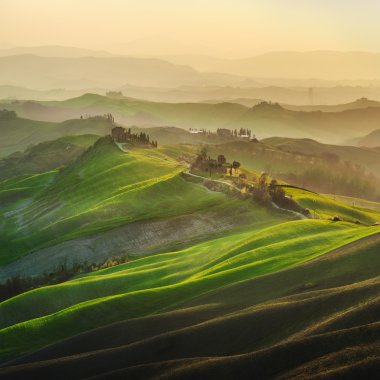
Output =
[
  {"x1": 1, "y1": 137, "x2": 244, "y2": 265},
  {"x1": 326, "y1": 193, "x2": 380, "y2": 212},
  {"x1": 285, "y1": 187, "x2": 380, "y2": 224},
  {"x1": 0, "y1": 219, "x2": 378, "y2": 360}
]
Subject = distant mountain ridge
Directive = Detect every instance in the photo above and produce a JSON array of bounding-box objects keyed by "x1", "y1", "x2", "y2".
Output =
[
  {"x1": 0, "y1": 45, "x2": 114, "y2": 58},
  {"x1": 0, "y1": 54, "x2": 254, "y2": 90},
  {"x1": 2, "y1": 94, "x2": 380, "y2": 146},
  {"x1": 162, "y1": 51, "x2": 380, "y2": 80}
]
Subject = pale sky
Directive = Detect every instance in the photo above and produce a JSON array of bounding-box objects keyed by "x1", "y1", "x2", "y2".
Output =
[{"x1": 1, "y1": 0, "x2": 380, "y2": 57}]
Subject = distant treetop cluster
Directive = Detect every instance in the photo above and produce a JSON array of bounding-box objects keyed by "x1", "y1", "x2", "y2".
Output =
[
  {"x1": 106, "y1": 91, "x2": 124, "y2": 99},
  {"x1": 189, "y1": 127, "x2": 258, "y2": 142},
  {"x1": 80, "y1": 113, "x2": 115, "y2": 123},
  {"x1": 252, "y1": 101, "x2": 283, "y2": 111}
]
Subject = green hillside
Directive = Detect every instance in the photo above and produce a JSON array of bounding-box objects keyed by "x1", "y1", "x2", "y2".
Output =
[
  {"x1": 207, "y1": 139, "x2": 380, "y2": 201},
  {"x1": 0, "y1": 219, "x2": 378, "y2": 361},
  {"x1": 0, "y1": 138, "x2": 200, "y2": 263},
  {"x1": 0, "y1": 117, "x2": 56, "y2": 157},
  {"x1": 1, "y1": 136, "x2": 284, "y2": 267},
  {"x1": 1, "y1": 116, "x2": 380, "y2": 378},
  {"x1": 284, "y1": 187, "x2": 380, "y2": 224},
  {"x1": 328, "y1": 194, "x2": 380, "y2": 212},
  {"x1": 262, "y1": 136, "x2": 380, "y2": 177},
  {"x1": 0, "y1": 134, "x2": 98, "y2": 180},
  {"x1": 0, "y1": 114, "x2": 112, "y2": 157}
]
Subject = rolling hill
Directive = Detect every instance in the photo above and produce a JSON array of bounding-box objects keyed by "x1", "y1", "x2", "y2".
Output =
[
  {"x1": 283, "y1": 187, "x2": 380, "y2": 225},
  {"x1": 3, "y1": 93, "x2": 380, "y2": 143},
  {"x1": 0, "y1": 136, "x2": 285, "y2": 275},
  {"x1": 207, "y1": 138, "x2": 380, "y2": 201},
  {"x1": 0, "y1": 114, "x2": 113, "y2": 157},
  {"x1": 262, "y1": 136, "x2": 380, "y2": 178},
  {"x1": 203, "y1": 97, "x2": 380, "y2": 112},
  {"x1": 0, "y1": 130, "x2": 380, "y2": 378},
  {"x1": 0, "y1": 134, "x2": 98, "y2": 181},
  {"x1": 0, "y1": 221, "x2": 379, "y2": 378},
  {"x1": 352, "y1": 129, "x2": 380, "y2": 148},
  {"x1": 283, "y1": 97, "x2": 380, "y2": 112},
  {"x1": 0, "y1": 219, "x2": 378, "y2": 364}
]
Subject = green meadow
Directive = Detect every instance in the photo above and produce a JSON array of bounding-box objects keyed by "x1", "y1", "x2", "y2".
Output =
[
  {"x1": 0, "y1": 133, "x2": 379, "y2": 374},
  {"x1": 0, "y1": 218, "x2": 378, "y2": 360},
  {"x1": 285, "y1": 187, "x2": 380, "y2": 224}
]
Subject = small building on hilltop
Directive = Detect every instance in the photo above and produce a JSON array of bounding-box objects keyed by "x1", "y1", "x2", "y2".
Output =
[
  {"x1": 111, "y1": 126, "x2": 157, "y2": 148},
  {"x1": 191, "y1": 153, "x2": 230, "y2": 175}
]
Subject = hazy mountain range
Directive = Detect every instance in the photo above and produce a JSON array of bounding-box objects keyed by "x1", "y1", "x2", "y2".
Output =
[
  {"x1": 162, "y1": 51, "x2": 380, "y2": 80},
  {"x1": 0, "y1": 54, "x2": 256, "y2": 90},
  {"x1": 3, "y1": 93, "x2": 380, "y2": 145}
]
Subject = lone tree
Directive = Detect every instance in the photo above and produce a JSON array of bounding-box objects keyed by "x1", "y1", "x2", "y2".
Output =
[
  {"x1": 200, "y1": 146, "x2": 208, "y2": 159},
  {"x1": 259, "y1": 172, "x2": 269, "y2": 189},
  {"x1": 217, "y1": 155, "x2": 226, "y2": 165},
  {"x1": 232, "y1": 161, "x2": 241, "y2": 176}
]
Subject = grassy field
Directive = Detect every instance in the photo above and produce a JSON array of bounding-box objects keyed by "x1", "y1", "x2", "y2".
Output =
[
  {"x1": 0, "y1": 219, "x2": 378, "y2": 361},
  {"x1": 326, "y1": 193, "x2": 380, "y2": 212},
  {"x1": 285, "y1": 187, "x2": 380, "y2": 224},
  {"x1": 0, "y1": 134, "x2": 99, "y2": 181},
  {"x1": 0, "y1": 130, "x2": 379, "y2": 379},
  {"x1": 1, "y1": 137, "x2": 240, "y2": 265}
]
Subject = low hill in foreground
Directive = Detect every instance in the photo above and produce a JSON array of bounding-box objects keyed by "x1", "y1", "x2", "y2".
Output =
[
  {"x1": 0, "y1": 135, "x2": 380, "y2": 378},
  {"x1": 0, "y1": 221, "x2": 379, "y2": 378}
]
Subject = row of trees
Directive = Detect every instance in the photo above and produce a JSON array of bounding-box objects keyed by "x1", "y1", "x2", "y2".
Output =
[
  {"x1": 80, "y1": 113, "x2": 115, "y2": 123},
  {"x1": 189, "y1": 128, "x2": 256, "y2": 141},
  {"x1": 128, "y1": 130, "x2": 158, "y2": 147},
  {"x1": 112, "y1": 126, "x2": 158, "y2": 147},
  {"x1": 216, "y1": 128, "x2": 253, "y2": 138}
]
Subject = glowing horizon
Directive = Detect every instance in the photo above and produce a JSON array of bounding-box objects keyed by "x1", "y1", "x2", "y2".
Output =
[{"x1": 1, "y1": 0, "x2": 380, "y2": 58}]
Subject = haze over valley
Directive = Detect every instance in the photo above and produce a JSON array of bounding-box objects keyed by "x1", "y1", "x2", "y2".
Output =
[{"x1": 1, "y1": 1, "x2": 380, "y2": 379}]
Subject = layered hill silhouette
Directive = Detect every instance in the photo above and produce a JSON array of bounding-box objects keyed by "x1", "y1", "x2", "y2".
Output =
[
  {"x1": 163, "y1": 51, "x2": 380, "y2": 80},
  {"x1": 0, "y1": 55, "x2": 253, "y2": 89},
  {"x1": 353, "y1": 129, "x2": 380, "y2": 148},
  {"x1": 3, "y1": 94, "x2": 380, "y2": 144}
]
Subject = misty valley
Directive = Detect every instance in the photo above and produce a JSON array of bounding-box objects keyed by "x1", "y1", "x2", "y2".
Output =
[{"x1": 1, "y1": 2, "x2": 380, "y2": 379}]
